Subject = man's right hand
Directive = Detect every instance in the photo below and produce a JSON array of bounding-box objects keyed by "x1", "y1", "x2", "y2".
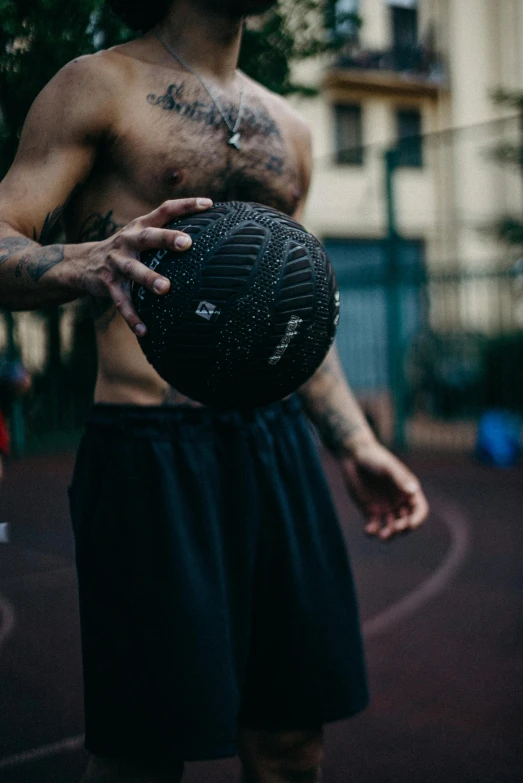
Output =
[{"x1": 71, "y1": 197, "x2": 213, "y2": 335}]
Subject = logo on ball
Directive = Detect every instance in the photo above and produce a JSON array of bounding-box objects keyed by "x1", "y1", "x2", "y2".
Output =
[
  {"x1": 268, "y1": 315, "x2": 303, "y2": 366},
  {"x1": 196, "y1": 301, "x2": 220, "y2": 321}
]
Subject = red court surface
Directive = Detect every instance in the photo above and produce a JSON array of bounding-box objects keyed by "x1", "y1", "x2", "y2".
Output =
[{"x1": 0, "y1": 450, "x2": 522, "y2": 782}]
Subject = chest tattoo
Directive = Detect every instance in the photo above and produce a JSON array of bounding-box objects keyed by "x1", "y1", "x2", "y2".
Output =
[
  {"x1": 146, "y1": 82, "x2": 282, "y2": 139},
  {"x1": 79, "y1": 210, "x2": 124, "y2": 243}
]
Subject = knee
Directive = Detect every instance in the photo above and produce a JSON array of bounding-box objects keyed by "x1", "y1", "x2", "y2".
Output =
[{"x1": 239, "y1": 728, "x2": 324, "y2": 782}]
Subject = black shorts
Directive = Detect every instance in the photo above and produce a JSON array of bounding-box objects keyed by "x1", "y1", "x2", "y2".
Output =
[{"x1": 69, "y1": 397, "x2": 369, "y2": 762}]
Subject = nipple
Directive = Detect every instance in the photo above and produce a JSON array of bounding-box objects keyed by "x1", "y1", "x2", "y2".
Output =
[
  {"x1": 291, "y1": 184, "x2": 302, "y2": 204},
  {"x1": 169, "y1": 170, "x2": 183, "y2": 185}
]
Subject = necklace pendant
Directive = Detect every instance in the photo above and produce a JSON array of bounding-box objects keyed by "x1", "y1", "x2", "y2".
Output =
[{"x1": 228, "y1": 132, "x2": 241, "y2": 150}]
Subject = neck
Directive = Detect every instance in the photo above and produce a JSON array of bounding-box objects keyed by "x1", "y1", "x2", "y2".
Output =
[{"x1": 152, "y1": 0, "x2": 244, "y2": 83}]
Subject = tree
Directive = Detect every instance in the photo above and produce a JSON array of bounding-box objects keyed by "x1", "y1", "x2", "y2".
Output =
[{"x1": 0, "y1": 0, "x2": 130, "y2": 176}]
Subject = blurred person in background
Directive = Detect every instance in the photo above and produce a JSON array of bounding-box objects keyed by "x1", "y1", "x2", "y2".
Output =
[{"x1": 0, "y1": 355, "x2": 31, "y2": 479}]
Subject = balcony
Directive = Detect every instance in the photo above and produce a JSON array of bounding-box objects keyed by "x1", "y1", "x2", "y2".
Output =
[{"x1": 324, "y1": 44, "x2": 448, "y2": 99}]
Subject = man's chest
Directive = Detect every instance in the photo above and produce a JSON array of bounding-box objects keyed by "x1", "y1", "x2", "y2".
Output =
[{"x1": 106, "y1": 80, "x2": 303, "y2": 216}]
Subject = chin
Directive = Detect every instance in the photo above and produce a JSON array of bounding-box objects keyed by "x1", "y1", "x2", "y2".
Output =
[{"x1": 205, "y1": 0, "x2": 277, "y2": 16}]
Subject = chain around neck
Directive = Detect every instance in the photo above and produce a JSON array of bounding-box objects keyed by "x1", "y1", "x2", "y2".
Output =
[{"x1": 153, "y1": 30, "x2": 245, "y2": 150}]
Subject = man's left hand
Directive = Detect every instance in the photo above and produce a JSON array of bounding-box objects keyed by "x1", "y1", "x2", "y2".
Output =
[{"x1": 339, "y1": 439, "x2": 429, "y2": 541}]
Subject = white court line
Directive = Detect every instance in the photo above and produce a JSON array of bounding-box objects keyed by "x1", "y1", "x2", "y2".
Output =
[
  {"x1": 362, "y1": 495, "x2": 471, "y2": 638},
  {"x1": 0, "y1": 494, "x2": 471, "y2": 770},
  {"x1": 0, "y1": 735, "x2": 85, "y2": 770},
  {"x1": 0, "y1": 564, "x2": 75, "y2": 590}
]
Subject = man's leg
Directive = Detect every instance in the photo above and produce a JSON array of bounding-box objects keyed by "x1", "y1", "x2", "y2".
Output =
[
  {"x1": 81, "y1": 755, "x2": 184, "y2": 783},
  {"x1": 238, "y1": 728, "x2": 324, "y2": 783}
]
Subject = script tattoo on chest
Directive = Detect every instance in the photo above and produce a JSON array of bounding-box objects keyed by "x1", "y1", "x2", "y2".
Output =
[
  {"x1": 146, "y1": 82, "x2": 289, "y2": 186},
  {"x1": 147, "y1": 83, "x2": 282, "y2": 137}
]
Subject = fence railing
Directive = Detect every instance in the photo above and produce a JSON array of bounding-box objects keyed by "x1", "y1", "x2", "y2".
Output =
[
  {"x1": 2, "y1": 262, "x2": 522, "y2": 455},
  {"x1": 334, "y1": 264, "x2": 523, "y2": 452}
]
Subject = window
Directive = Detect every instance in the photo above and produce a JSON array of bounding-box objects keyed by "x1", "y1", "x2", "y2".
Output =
[
  {"x1": 334, "y1": 104, "x2": 364, "y2": 165},
  {"x1": 390, "y1": 4, "x2": 418, "y2": 69},
  {"x1": 391, "y1": 5, "x2": 418, "y2": 48},
  {"x1": 396, "y1": 108, "x2": 423, "y2": 167}
]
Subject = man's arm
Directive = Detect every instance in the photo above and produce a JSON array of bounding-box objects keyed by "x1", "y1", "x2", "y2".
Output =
[
  {"x1": 0, "y1": 54, "x2": 210, "y2": 332},
  {"x1": 298, "y1": 344, "x2": 376, "y2": 453},
  {"x1": 292, "y1": 122, "x2": 428, "y2": 539},
  {"x1": 298, "y1": 345, "x2": 429, "y2": 540}
]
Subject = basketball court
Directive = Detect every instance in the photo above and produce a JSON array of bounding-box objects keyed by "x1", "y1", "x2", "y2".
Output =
[{"x1": 0, "y1": 450, "x2": 521, "y2": 782}]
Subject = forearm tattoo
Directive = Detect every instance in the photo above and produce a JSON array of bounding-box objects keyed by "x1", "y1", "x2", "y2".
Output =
[
  {"x1": 299, "y1": 355, "x2": 363, "y2": 454},
  {"x1": 306, "y1": 404, "x2": 363, "y2": 455},
  {"x1": 0, "y1": 235, "x2": 64, "y2": 282},
  {"x1": 0, "y1": 237, "x2": 34, "y2": 265},
  {"x1": 0, "y1": 183, "x2": 82, "y2": 284}
]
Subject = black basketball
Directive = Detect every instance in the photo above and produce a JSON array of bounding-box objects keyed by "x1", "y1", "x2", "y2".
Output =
[{"x1": 133, "y1": 201, "x2": 340, "y2": 407}]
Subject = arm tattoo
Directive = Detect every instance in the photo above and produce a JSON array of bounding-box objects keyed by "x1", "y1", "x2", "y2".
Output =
[
  {"x1": 0, "y1": 236, "x2": 64, "y2": 282},
  {"x1": 299, "y1": 354, "x2": 363, "y2": 454},
  {"x1": 0, "y1": 237, "x2": 34, "y2": 265},
  {"x1": 36, "y1": 182, "x2": 83, "y2": 245},
  {"x1": 26, "y1": 245, "x2": 65, "y2": 281},
  {"x1": 306, "y1": 404, "x2": 363, "y2": 455},
  {"x1": 0, "y1": 183, "x2": 80, "y2": 283}
]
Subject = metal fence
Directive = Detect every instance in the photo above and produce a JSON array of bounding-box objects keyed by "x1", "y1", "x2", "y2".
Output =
[
  {"x1": 333, "y1": 261, "x2": 523, "y2": 452},
  {"x1": 1, "y1": 260, "x2": 522, "y2": 456},
  {"x1": 1, "y1": 113, "x2": 522, "y2": 455}
]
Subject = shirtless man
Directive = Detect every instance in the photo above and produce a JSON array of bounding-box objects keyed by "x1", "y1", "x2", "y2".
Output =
[{"x1": 0, "y1": 1, "x2": 429, "y2": 781}]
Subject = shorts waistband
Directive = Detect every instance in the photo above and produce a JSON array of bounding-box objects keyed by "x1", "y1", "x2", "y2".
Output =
[{"x1": 86, "y1": 395, "x2": 303, "y2": 431}]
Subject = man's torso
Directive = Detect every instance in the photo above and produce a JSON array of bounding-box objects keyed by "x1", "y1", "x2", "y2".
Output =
[{"x1": 62, "y1": 43, "x2": 307, "y2": 407}]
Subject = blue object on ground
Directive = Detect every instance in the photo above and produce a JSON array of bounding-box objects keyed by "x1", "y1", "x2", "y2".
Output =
[{"x1": 476, "y1": 410, "x2": 522, "y2": 467}]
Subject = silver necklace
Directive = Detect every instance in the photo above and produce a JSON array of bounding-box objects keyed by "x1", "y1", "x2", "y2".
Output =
[{"x1": 154, "y1": 30, "x2": 244, "y2": 151}]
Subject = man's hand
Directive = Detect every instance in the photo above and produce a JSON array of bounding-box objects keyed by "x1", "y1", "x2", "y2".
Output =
[
  {"x1": 70, "y1": 197, "x2": 213, "y2": 335},
  {"x1": 339, "y1": 438, "x2": 429, "y2": 541}
]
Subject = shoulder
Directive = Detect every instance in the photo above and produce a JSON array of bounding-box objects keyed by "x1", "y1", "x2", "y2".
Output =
[
  {"x1": 44, "y1": 50, "x2": 126, "y2": 98},
  {"x1": 29, "y1": 50, "x2": 132, "y2": 136},
  {"x1": 241, "y1": 73, "x2": 311, "y2": 149}
]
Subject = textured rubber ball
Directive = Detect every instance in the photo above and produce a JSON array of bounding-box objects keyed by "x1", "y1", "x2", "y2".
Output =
[{"x1": 132, "y1": 201, "x2": 340, "y2": 408}]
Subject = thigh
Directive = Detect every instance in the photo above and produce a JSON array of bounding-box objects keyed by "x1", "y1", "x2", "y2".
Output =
[
  {"x1": 70, "y1": 411, "x2": 255, "y2": 762},
  {"x1": 239, "y1": 409, "x2": 369, "y2": 732}
]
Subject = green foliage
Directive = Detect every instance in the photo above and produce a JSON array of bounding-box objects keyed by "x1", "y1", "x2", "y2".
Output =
[
  {"x1": 240, "y1": 1, "x2": 359, "y2": 96},
  {"x1": 0, "y1": 0, "x2": 354, "y2": 176},
  {"x1": 0, "y1": 0, "x2": 132, "y2": 174}
]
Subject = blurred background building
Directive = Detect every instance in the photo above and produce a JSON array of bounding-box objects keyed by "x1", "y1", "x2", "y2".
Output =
[{"x1": 291, "y1": 0, "x2": 523, "y2": 449}]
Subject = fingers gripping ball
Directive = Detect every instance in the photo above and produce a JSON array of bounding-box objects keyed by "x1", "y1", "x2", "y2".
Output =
[{"x1": 132, "y1": 201, "x2": 340, "y2": 407}]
